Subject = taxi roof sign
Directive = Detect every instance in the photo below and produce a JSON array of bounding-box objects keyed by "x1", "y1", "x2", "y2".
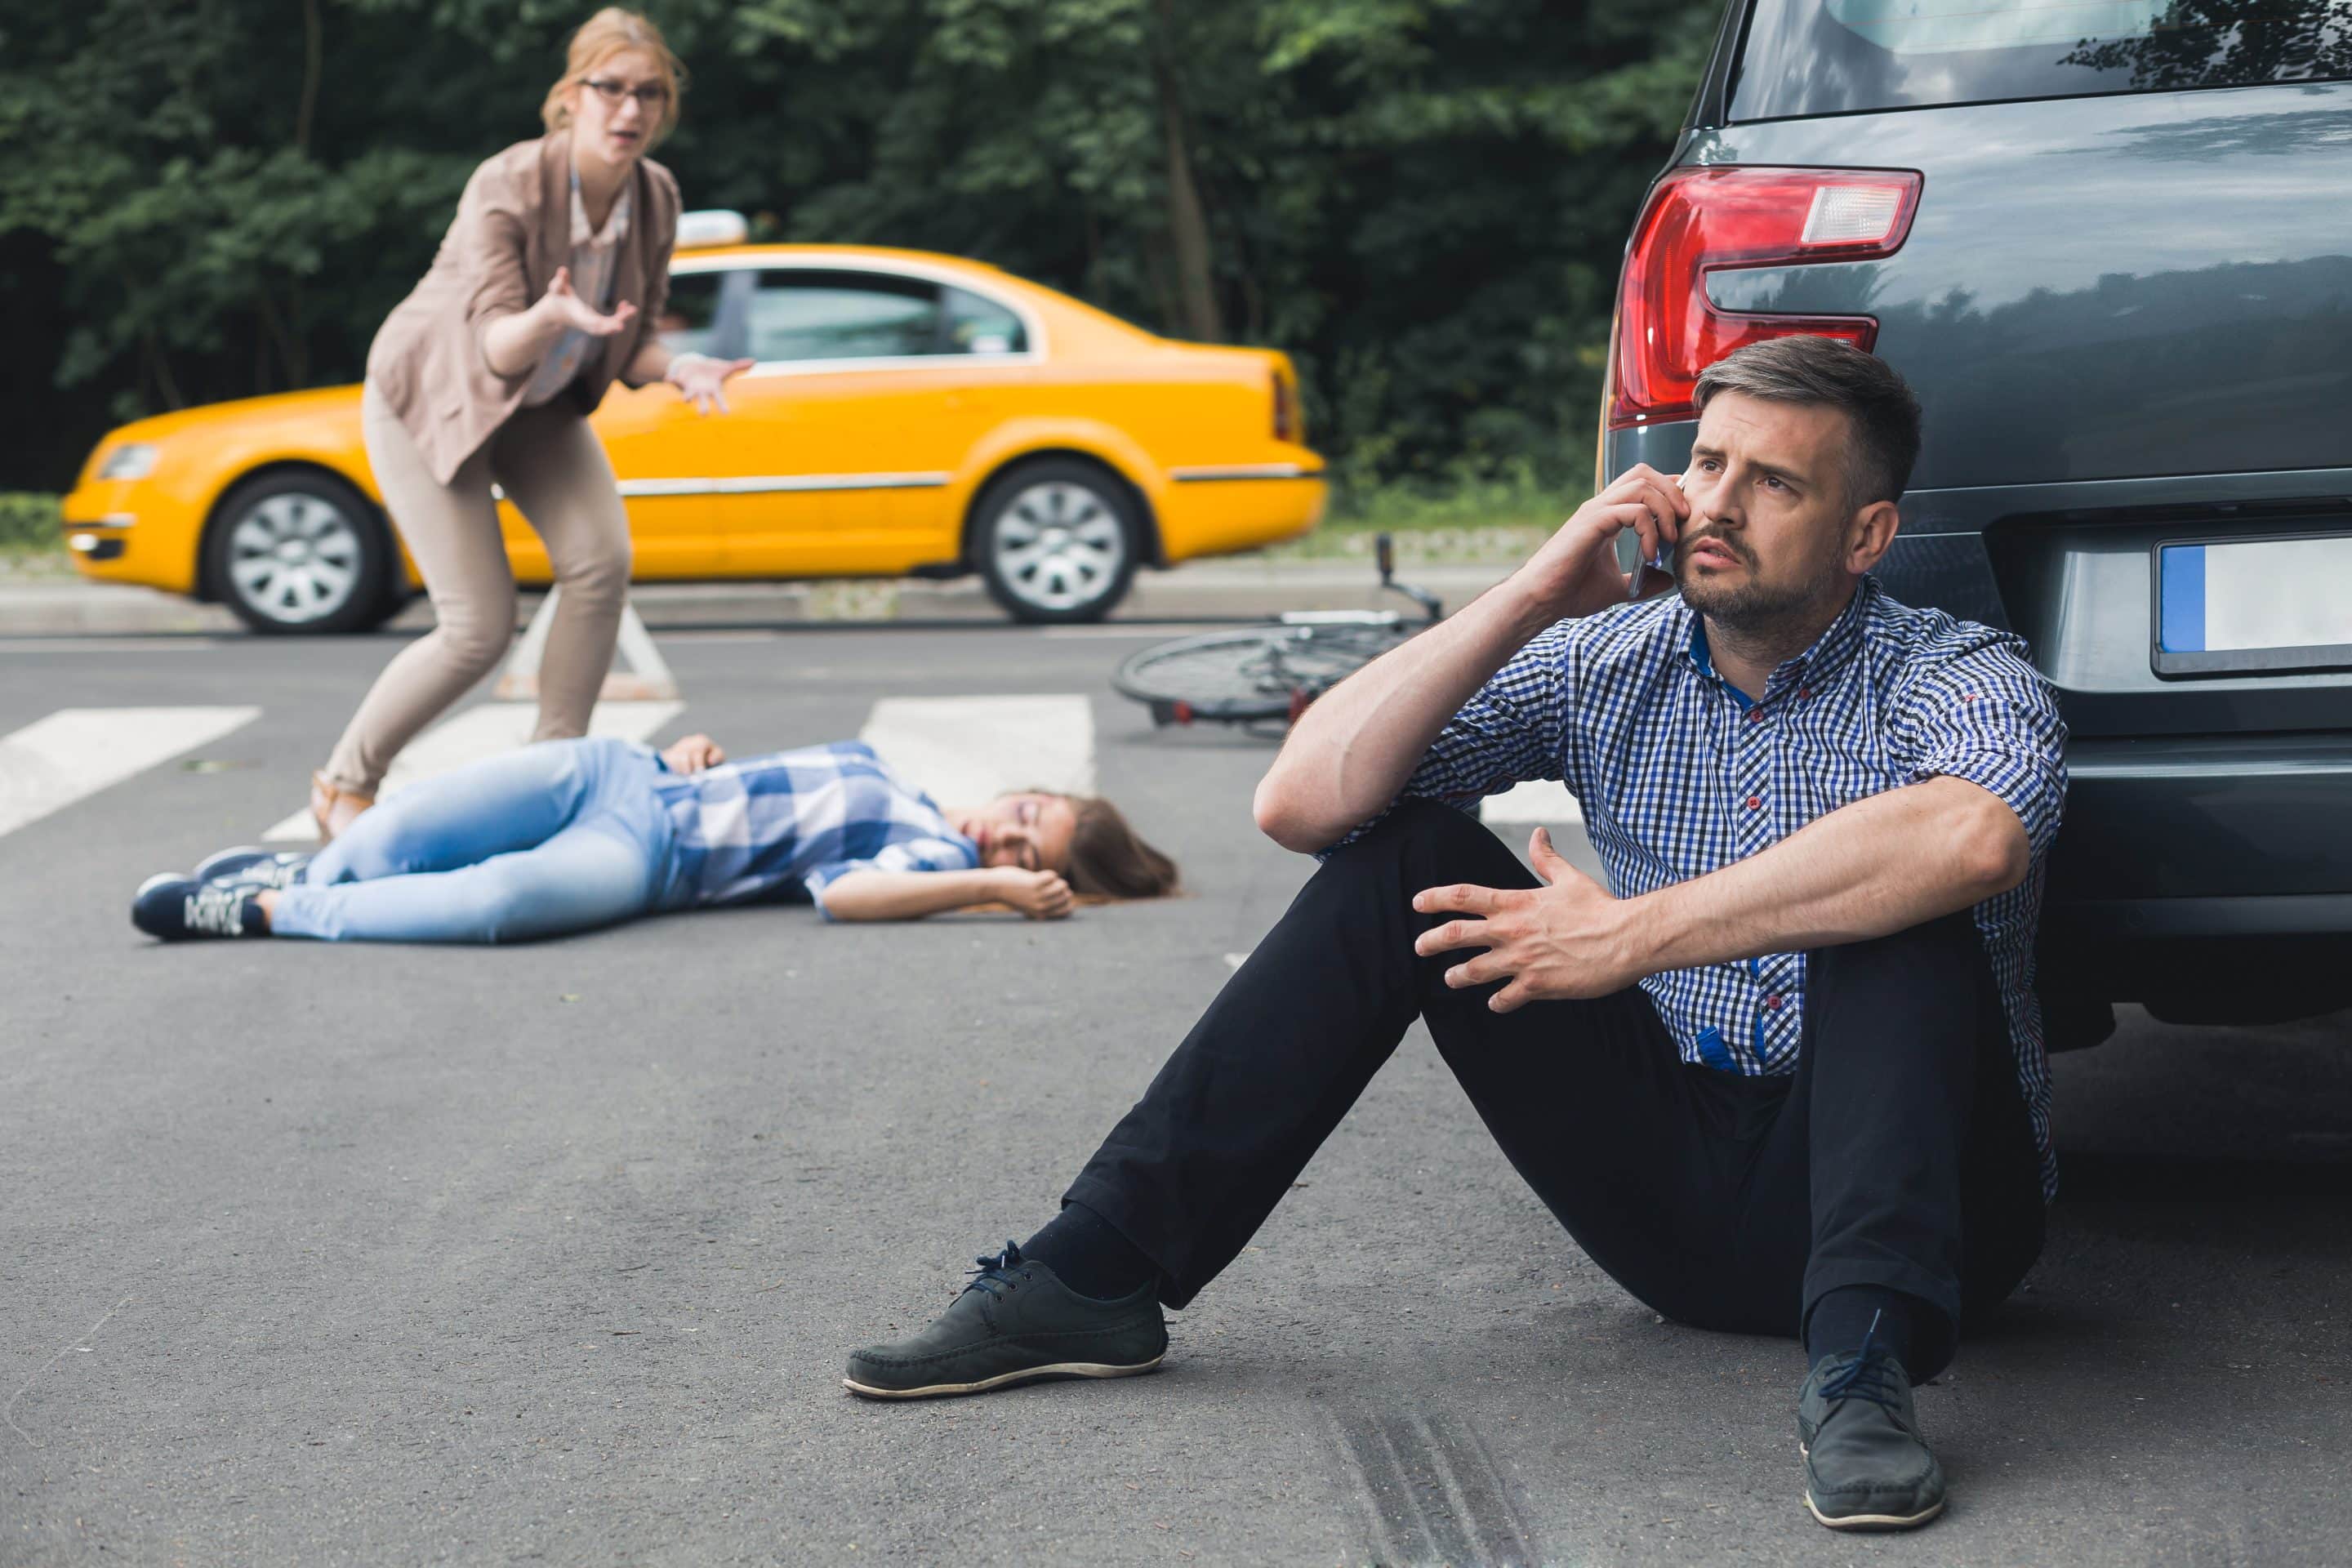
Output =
[{"x1": 676, "y1": 209, "x2": 750, "y2": 250}]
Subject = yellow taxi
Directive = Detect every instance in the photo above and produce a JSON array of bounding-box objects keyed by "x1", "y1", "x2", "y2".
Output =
[{"x1": 61, "y1": 214, "x2": 1326, "y2": 629}]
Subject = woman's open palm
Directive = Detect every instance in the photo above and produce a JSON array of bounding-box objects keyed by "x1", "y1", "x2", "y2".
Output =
[{"x1": 541, "y1": 266, "x2": 636, "y2": 337}]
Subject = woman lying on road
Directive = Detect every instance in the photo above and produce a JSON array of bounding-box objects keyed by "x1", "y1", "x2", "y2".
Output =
[{"x1": 130, "y1": 734, "x2": 1178, "y2": 943}]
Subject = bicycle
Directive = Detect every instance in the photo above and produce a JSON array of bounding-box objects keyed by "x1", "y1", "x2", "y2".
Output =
[{"x1": 1112, "y1": 533, "x2": 1445, "y2": 733}]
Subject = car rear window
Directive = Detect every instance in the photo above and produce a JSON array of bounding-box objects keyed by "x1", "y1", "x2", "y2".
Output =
[{"x1": 1731, "y1": 0, "x2": 2352, "y2": 120}]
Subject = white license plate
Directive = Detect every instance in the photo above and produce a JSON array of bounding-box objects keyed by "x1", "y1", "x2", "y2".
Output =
[{"x1": 2156, "y1": 535, "x2": 2352, "y2": 676}]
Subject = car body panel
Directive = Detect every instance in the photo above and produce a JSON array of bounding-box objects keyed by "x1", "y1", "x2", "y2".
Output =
[{"x1": 62, "y1": 243, "x2": 1326, "y2": 608}]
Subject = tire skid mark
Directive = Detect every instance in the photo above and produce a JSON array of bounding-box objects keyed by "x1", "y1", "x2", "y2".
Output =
[{"x1": 1329, "y1": 1405, "x2": 1540, "y2": 1566}]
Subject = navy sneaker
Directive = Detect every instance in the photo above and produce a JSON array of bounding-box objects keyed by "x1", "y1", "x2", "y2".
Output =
[
  {"x1": 844, "y1": 1242, "x2": 1168, "y2": 1400},
  {"x1": 192, "y1": 846, "x2": 311, "y2": 889},
  {"x1": 132, "y1": 875, "x2": 268, "y2": 941},
  {"x1": 1797, "y1": 1317, "x2": 1945, "y2": 1530}
]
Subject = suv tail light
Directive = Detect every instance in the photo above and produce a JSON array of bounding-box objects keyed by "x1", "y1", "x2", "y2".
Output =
[
  {"x1": 1608, "y1": 167, "x2": 1922, "y2": 430},
  {"x1": 1272, "y1": 368, "x2": 1300, "y2": 443}
]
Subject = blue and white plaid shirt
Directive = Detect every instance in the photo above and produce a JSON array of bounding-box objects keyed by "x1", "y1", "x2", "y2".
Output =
[
  {"x1": 652, "y1": 741, "x2": 980, "y2": 914},
  {"x1": 1380, "y1": 578, "x2": 2069, "y2": 1198}
]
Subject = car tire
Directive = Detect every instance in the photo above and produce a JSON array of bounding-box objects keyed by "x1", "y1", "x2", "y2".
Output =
[
  {"x1": 971, "y1": 460, "x2": 1141, "y2": 625},
  {"x1": 205, "y1": 470, "x2": 397, "y2": 635}
]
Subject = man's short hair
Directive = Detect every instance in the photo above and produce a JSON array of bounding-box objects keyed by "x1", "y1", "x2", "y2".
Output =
[{"x1": 1692, "y1": 336, "x2": 1922, "y2": 509}]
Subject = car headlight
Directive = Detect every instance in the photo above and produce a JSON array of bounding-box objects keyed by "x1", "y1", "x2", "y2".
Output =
[{"x1": 96, "y1": 443, "x2": 157, "y2": 481}]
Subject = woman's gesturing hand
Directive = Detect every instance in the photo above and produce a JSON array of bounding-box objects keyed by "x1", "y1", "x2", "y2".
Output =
[
  {"x1": 1411, "y1": 826, "x2": 1641, "y2": 1010},
  {"x1": 665, "y1": 353, "x2": 756, "y2": 416},
  {"x1": 996, "y1": 868, "x2": 1076, "y2": 920},
  {"x1": 537, "y1": 265, "x2": 638, "y2": 337}
]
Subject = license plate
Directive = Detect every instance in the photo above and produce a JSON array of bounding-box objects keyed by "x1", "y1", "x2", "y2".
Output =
[{"x1": 2153, "y1": 533, "x2": 2352, "y2": 678}]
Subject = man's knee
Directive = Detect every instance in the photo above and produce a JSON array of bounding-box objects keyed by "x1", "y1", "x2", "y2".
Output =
[
  {"x1": 1807, "y1": 909, "x2": 1981, "y2": 999},
  {"x1": 1323, "y1": 797, "x2": 1529, "y2": 887}
]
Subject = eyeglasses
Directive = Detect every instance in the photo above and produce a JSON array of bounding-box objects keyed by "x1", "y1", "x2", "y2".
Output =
[{"x1": 582, "y1": 78, "x2": 670, "y2": 111}]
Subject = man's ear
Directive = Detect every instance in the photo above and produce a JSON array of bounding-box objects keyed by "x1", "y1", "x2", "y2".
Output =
[{"x1": 1844, "y1": 498, "x2": 1901, "y2": 574}]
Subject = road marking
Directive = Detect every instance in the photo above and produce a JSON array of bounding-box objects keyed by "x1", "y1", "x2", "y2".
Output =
[
  {"x1": 1480, "y1": 779, "x2": 1583, "y2": 826},
  {"x1": 859, "y1": 694, "x2": 1094, "y2": 806},
  {"x1": 1038, "y1": 623, "x2": 1230, "y2": 639},
  {"x1": 0, "y1": 706, "x2": 261, "y2": 839},
  {"x1": 260, "y1": 701, "x2": 685, "y2": 841},
  {"x1": 0, "y1": 638, "x2": 229, "y2": 654}
]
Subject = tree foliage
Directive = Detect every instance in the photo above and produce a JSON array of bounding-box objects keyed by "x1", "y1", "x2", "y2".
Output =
[{"x1": 0, "y1": 0, "x2": 1713, "y2": 492}]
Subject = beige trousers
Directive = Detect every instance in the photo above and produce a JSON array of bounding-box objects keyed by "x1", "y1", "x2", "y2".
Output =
[{"x1": 322, "y1": 385, "x2": 632, "y2": 795}]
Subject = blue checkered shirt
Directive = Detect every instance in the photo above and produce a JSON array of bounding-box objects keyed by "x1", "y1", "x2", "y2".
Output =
[
  {"x1": 1380, "y1": 578, "x2": 2069, "y2": 1198},
  {"x1": 653, "y1": 741, "x2": 980, "y2": 913}
]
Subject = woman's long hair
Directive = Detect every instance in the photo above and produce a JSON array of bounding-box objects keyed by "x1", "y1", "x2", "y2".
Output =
[{"x1": 1062, "y1": 797, "x2": 1181, "y2": 900}]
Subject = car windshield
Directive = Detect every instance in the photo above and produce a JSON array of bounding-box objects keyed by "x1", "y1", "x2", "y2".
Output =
[{"x1": 1731, "y1": 0, "x2": 2352, "y2": 119}]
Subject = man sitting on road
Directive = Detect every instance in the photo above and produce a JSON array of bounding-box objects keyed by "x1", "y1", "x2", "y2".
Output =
[{"x1": 843, "y1": 335, "x2": 2069, "y2": 1534}]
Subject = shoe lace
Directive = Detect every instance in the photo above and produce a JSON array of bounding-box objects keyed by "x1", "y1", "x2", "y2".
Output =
[
  {"x1": 1820, "y1": 1310, "x2": 1904, "y2": 1412},
  {"x1": 183, "y1": 884, "x2": 248, "y2": 937},
  {"x1": 961, "y1": 1241, "x2": 1031, "y2": 1299}
]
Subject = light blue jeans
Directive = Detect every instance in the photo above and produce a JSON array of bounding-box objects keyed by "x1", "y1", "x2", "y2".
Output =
[{"x1": 269, "y1": 737, "x2": 678, "y2": 944}]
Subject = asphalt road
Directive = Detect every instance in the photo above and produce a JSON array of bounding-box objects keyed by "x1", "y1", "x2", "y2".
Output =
[{"x1": 2, "y1": 625, "x2": 2347, "y2": 1567}]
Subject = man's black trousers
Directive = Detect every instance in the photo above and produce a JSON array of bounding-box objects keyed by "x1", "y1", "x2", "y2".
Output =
[{"x1": 1066, "y1": 800, "x2": 2047, "y2": 1382}]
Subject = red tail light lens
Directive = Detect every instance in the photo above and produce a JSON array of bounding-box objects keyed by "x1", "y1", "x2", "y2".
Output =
[
  {"x1": 1272, "y1": 370, "x2": 1299, "y2": 443},
  {"x1": 1608, "y1": 167, "x2": 1922, "y2": 430}
]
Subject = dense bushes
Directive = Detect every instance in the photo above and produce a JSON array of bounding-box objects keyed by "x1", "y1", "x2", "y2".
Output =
[{"x1": 0, "y1": 0, "x2": 1713, "y2": 494}]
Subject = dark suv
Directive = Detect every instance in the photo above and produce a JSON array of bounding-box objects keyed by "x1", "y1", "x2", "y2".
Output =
[{"x1": 1601, "y1": 0, "x2": 2352, "y2": 1040}]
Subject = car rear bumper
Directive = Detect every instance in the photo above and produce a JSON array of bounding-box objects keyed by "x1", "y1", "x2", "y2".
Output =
[{"x1": 2042, "y1": 733, "x2": 2352, "y2": 1009}]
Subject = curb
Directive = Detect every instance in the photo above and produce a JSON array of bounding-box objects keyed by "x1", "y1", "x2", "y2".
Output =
[{"x1": 0, "y1": 562, "x2": 1517, "y2": 638}]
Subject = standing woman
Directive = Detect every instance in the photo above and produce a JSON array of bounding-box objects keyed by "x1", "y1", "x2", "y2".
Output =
[{"x1": 309, "y1": 7, "x2": 749, "y2": 839}]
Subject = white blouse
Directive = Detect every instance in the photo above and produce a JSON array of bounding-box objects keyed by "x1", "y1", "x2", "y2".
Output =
[{"x1": 521, "y1": 169, "x2": 634, "y2": 408}]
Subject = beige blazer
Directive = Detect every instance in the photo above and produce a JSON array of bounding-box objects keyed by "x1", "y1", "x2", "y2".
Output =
[{"x1": 366, "y1": 132, "x2": 682, "y2": 487}]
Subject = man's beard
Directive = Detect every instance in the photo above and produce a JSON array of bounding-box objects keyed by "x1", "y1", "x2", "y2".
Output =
[{"x1": 1676, "y1": 537, "x2": 1846, "y2": 639}]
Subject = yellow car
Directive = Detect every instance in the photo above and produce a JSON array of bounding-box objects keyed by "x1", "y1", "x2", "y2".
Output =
[{"x1": 61, "y1": 218, "x2": 1327, "y2": 629}]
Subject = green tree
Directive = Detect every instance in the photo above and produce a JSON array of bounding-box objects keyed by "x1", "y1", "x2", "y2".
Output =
[{"x1": 0, "y1": 0, "x2": 1712, "y2": 494}]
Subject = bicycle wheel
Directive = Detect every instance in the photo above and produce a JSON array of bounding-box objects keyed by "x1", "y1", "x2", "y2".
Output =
[{"x1": 1112, "y1": 622, "x2": 1406, "y2": 722}]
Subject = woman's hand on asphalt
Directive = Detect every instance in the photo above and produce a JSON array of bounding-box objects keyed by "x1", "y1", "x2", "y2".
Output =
[
  {"x1": 996, "y1": 868, "x2": 1076, "y2": 920},
  {"x1": 537, "y1": 266, "x2": 638, "y2": 337},
  {"x1": 666, "y1": 353, "x2": 756, "y2": 416},
  {"x1": 660, "y1": 733, "x2": 725, "y2": 773}
]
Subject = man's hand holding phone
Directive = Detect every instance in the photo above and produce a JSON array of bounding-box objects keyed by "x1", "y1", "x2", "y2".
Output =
[{"x1": 1508, "y1": 463, "x2": 1689, "y2": 624}]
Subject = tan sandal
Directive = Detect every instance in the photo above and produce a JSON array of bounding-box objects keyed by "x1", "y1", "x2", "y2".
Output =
[{"x1": 309, "y1": 772, "x2": 375, "y2": 843}]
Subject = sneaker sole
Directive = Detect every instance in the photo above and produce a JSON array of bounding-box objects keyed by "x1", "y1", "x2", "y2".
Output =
[{"x1": 842, "y1": 1355, "x2": 1165, "y2": 1401}]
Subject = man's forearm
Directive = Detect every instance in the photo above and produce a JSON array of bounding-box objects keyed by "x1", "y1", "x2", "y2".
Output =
[
  {"x1": 1622, "y1": 777, "x2": 2030, "y2": 975},
  {"x1": 1254, "y1": 577, "x2": 1559, "y2": 852}
]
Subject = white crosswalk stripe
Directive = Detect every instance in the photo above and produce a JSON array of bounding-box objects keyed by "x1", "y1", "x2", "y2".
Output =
[
  {"x1": 859, "y1": 693, "x2": 1094, "y2": 807},
  {"x1": 260, "y1": 701, "x2": 686, "y2": 841},
  {"x1": 0, "y1": 706, "x2": 261, "y2": 840},
  {"x1": 1481, "y1": 779, "x2": 1583, "y2": 826}
]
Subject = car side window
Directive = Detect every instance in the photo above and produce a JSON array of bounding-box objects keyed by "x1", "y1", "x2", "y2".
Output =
[
  {"x1": 746, "y1": 271, "x2": 946, "y2": 363},
  {"x1": 656, "y1": 271, "x2": 728, "y2": 356},
  {"x1": 945, "y1": 287, "x2": 1027, "y2": 354}
]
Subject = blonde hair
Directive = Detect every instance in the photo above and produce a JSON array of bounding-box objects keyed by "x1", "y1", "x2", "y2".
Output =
[{"x1": 541, "y1": 8, "x2": 686, "y2": 149}]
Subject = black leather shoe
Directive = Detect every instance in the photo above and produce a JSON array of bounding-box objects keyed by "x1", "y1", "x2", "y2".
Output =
[
  {"x1": 844, "y1": 1242, "x2": 1167, "y2": 1400},
  {"x1": 1797, "y1": 1331, "x2": 1946, "y2": 1530}
]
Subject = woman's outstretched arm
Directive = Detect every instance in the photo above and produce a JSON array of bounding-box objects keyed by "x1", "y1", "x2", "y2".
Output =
[{"x1": 818, "y1": 868, "x2": 1071, "y2": 923}]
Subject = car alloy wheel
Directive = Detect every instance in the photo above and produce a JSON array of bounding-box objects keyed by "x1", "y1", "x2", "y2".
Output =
[
  {"x1": 226, "y1": 493, "x2": 365, "y2": 626},
  {"x1": 982, "y1": 474, "x2": 1135, "y2": 621},
  {"x1": 206, "y1": 470, "x2": 395, "y2": 635}
]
